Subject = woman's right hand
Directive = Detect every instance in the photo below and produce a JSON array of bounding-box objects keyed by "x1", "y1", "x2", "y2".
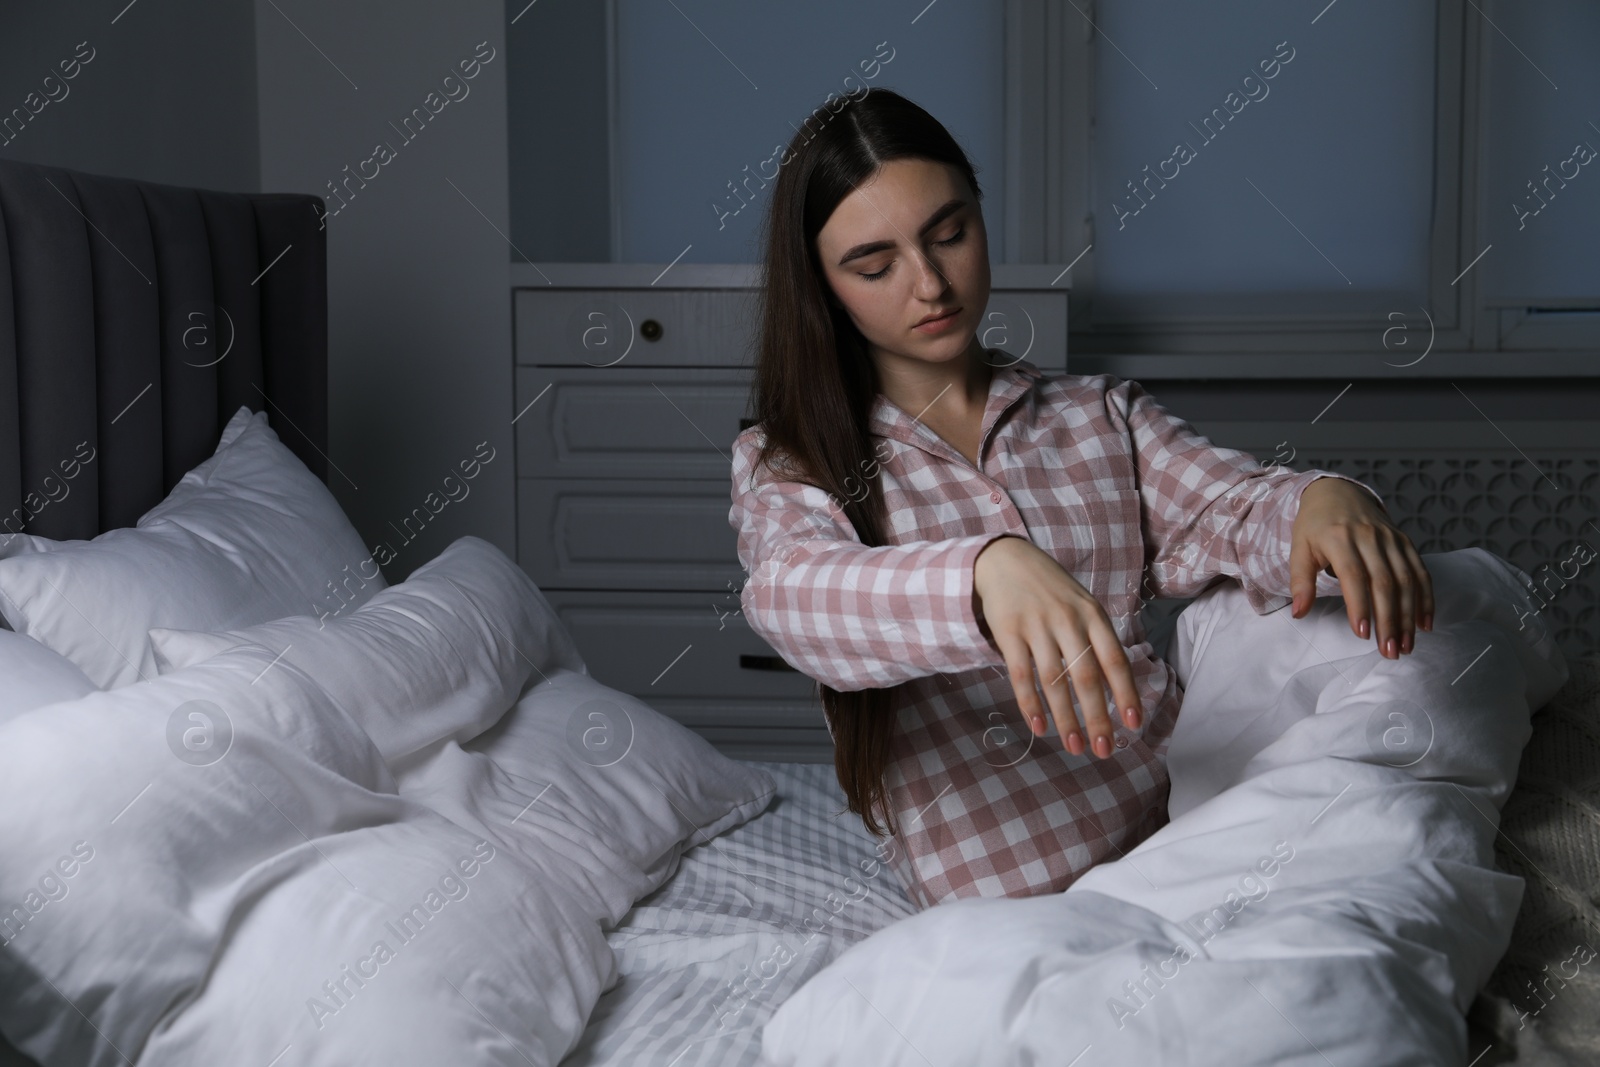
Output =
[{"x1": 973, "y1": 535, "x2": 1144, "y2": 760}]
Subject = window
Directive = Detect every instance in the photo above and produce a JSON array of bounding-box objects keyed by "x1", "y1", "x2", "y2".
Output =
[
  {"x1": 610, "y1": 0, "x2": 1004, "y2": 264},
  {"x1": 1005, "y1": 0, "x2": 1600, "y2": 375}
]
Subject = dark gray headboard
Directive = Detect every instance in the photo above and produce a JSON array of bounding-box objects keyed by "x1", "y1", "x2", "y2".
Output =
[{"x1": 0, "y1": 159, "x2": 327, "y2": 540}]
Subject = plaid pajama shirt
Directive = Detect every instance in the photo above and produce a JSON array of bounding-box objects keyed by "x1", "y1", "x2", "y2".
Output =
[{"x1": 728, "y1": 353, "x2": 1381, "y2": 908}]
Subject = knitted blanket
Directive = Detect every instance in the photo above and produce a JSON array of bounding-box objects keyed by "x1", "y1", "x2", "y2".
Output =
[{"x1": 1471, "y1": 651, "x2": 1600, "y2": 1065}]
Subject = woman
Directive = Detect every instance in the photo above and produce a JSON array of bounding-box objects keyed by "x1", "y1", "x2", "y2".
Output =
[{"x1": 728, "y1": 88, "x2": 1434, "y2": 909}]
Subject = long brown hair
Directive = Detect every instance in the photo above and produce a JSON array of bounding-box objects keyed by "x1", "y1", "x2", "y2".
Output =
[{"x1": 744, "y1": 88, "x2": 985, "y2": 837}]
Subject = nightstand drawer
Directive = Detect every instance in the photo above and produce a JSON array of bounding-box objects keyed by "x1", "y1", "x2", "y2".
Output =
[
  {"x1": 515, "y1": 288, "x2": 758, "y2": 368},
  {"x1": 512, "y1": 286, "x2": 1069, "y2": 372},
  {"x1": 518, "y1": 477, "x2": 741, "y2": 590},
  {"x1": 515, "y1": 366, "x2": 752, "y2": 480},
  {"x1": 543, "y1": 590, "x2": 814, "y2": 698},
  {"x1": 541, "y1": 589, "x2": 833, "y2": 762}
]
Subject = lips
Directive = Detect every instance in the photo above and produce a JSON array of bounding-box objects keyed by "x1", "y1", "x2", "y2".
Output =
[{"x1": 914, "y1": 307, "x2": 961, "y2": 328}]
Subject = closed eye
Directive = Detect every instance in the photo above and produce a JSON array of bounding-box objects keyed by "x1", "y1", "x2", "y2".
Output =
[{"x1": 860, "y1": 228, "x2": 966, "y2": 282}]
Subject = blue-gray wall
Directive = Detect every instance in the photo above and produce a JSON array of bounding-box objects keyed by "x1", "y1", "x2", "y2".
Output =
[
  {"x1": 507, "y1": 0, "x2": 611, "y2": 263},
  {"x1": 0, "y1": 1, "x2": 518, "y2": 580},
  {"x1": 255, "y1": 0, "x2": 516, "y2": 578},
  {"x1": 0, "y1": 1, "x2": 258, "y2": 193}
]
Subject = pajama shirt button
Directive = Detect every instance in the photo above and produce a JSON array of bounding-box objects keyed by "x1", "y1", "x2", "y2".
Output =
[
  {"x1": 990, "y1": 491, "x2": 1002, "y2": 504},
  {"x1": 1114, "y1": 735, "x2": 1128, "y2": 749}
]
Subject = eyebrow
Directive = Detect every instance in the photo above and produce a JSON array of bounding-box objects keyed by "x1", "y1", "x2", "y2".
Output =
[{"x1": 835, "y1": 197, "x2": 968, "y2": 267}]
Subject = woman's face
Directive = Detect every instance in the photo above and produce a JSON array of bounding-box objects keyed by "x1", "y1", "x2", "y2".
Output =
[{"x1": 814, "y1": 157, "x2": 990, "y2": 369}]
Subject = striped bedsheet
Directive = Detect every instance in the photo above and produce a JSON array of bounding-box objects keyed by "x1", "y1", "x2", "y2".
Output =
[{"x1": 559, "y1": 762, "x2": 920, "y2": 1067}]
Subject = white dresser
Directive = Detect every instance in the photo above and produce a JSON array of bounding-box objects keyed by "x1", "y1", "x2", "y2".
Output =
[{"x1": 510, "y1": 263, "x2": 1072, "y2": 762}]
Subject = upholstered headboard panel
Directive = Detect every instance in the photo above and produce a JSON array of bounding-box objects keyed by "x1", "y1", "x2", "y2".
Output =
[{"x1": 0, "y1": 159, "x2": 327, "y2": 541}]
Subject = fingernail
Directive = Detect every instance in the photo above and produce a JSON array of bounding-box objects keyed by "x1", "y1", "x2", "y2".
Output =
[
  {"x1": 1094, "y1": 735, "x2": 1111, "y2": 759},
  {"x1": 1385, "y1": 637, "x2": 1396, "y2": 658},
  {"x1": 1423, "y1": 613, "x2": 1433, "y2": 631},
  {"x1": 1359, "y1": 619, "x2": 1370, "y2": 639},
  {"x1": 1067, "y1": 732, "x2": 1083, "y2": 756},
  {"x1": 1125, "y1": 706, "x2": 1142, "y2": 729},
  {"x1": 1402, "y1": 633, "x2": 1412, "y2": 653}
]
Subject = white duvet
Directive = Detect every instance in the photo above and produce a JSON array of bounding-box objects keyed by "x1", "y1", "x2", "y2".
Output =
[
  {"x1": 762, "y1": 547, "x2": 1571, "y2": 1066},
  {"x1": 0, "y1": 646, "x2": 617, "y2": 1067},
  {"x1": 0, "y1": 537, "x2": 776, "y2": 1067}
]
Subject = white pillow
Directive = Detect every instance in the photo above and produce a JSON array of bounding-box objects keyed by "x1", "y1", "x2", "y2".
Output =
[
  {"x1": 0, "y1": 406, "x2": 383, "y2": 688},
  {"x1": 0, "y1": 643, "x2": 615, "y2": 1067},
  {"x1": 150, "y1": 535, "x2": 586, "y2": 773},
  {"x1": 402, "y1": 665, "x2": 780, "y2": 916},
  {"x1": 0, "y1": 631, "x2": 95, "y2": 726},
  {"x1": 150, "y1": 535, "x2": 779, "y2": 909}
]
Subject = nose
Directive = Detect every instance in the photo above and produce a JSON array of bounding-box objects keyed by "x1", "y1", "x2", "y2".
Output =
[{"x1": 910, "y1": 250, "x2": 949, "y2": 300}]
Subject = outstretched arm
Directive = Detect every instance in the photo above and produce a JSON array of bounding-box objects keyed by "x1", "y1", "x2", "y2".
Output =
[
  {"x1": 1108, "y1": 376, "x2": 1424, "y2": 655},
  {"x1": 729, "y1": 429, "x2": 1012, "y2": 691}
]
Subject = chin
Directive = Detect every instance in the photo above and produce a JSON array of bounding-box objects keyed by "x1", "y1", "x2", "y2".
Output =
[
  {"x1": 896, "y1": 340, "x2": 964, "y2": 363},
  {"x1": 874, "y1": 325, "x2": 975, "y2": 364},
  {"x1": 923, "y1": 329, "x2": 976, "y2": 357}
]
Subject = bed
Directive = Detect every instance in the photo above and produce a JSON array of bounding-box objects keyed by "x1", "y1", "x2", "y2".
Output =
[
  {"x1": 559, "y1": 761, "x2": 920, "y2": 1067},
  {"x1": 567, "y1": 661, "x2": 1600, "y2": 1067},
  {"x1": 0, "y1": 157, "x2": 1595, "y2": 1067}
]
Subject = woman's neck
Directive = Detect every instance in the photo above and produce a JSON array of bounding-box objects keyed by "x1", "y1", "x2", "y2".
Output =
[{"x1": 872, "y1": 338, "x2": 992, "y2": 423}]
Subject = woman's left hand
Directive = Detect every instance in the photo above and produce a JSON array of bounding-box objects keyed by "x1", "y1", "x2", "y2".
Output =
[{"x1": 1289, "y1": 477, "x2": 1434, "y2": 659}]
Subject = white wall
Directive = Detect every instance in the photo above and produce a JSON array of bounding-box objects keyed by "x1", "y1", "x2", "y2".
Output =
[{"x1": 255, "y1": 0, "x2": 516, "y2": 578}]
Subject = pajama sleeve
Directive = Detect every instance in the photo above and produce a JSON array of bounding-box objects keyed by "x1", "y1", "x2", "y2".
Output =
[
  {"x1": 729, "y1": 430, "x2": 1014, "y2": 691},
  {"x1": 1106, "y1": 376, "x2": 1386, "y2": 615}
]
